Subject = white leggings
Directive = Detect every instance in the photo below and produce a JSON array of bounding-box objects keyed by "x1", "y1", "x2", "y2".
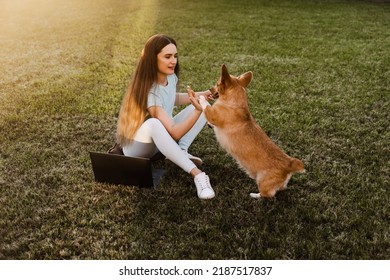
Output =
[{"x1": 122, "y1": 105, "x2": 207, "y2": 173}]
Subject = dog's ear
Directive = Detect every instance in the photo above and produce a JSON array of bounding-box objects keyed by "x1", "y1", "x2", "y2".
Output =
[
  {"x1": 238, "y1": 71, "x2": 253, "y2": 88},
  {"x1": 221, "y1": 64, "x2": 232, "y2": 87}
]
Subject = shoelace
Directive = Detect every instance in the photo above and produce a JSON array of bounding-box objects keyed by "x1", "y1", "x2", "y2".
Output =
[{"x1": 196, "y1": 174, "x2": 211, "y2": 191}]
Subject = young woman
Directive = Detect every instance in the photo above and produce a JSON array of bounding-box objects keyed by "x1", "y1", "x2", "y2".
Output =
[{"x1": 116, "y1": 34, "x2": 215, "y2": 199}]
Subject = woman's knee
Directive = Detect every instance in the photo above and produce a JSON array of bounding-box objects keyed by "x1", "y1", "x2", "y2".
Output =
[
  {"x1": 146, "y1": 117, "x2": 163, "y2": 127},
  {"x1": 133, "y1": 118, "x2": 164, "y2": 143},
  {"x1": 146, "y1": 117, "x2": 167, "y2": 131}
]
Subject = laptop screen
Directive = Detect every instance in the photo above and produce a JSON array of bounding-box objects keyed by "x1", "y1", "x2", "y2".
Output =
[{"x1": 90, "y1": 152, "x2": 155, "y2": 188}]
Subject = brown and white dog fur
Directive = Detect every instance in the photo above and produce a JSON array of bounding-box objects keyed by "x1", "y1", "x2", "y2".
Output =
[{"x1": 199, "y1": 64, "x2": 305, "y2": 198}]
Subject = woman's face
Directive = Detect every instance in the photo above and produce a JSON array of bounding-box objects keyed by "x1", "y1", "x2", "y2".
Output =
[{"x1": 157, "y1": 43, "x2": 178, "y2": 78}]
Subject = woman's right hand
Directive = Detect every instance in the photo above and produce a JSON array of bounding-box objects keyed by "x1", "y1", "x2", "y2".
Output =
[{"x1": 187, "y1": 86, "x2": 203, "y2": 111}]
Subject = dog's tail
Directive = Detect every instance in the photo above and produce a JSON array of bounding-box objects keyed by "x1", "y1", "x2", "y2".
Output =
[{"x1": 289, "y1": 157, "x2": 305, "y2": 174}]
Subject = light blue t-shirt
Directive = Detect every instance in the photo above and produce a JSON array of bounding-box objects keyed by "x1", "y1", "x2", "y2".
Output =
[{"x1": 147, "y1": 74, "x2": 178, "y2": 118}]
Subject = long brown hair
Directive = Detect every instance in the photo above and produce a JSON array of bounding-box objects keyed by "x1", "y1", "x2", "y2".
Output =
[{"x1": 117, "y1": 34, "x2": 179, "y2": 146}]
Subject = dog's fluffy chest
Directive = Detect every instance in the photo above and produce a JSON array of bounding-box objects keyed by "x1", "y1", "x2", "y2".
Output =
[
  {"x1": 213, "y1": 126, "x2": 230, "y2": 150},
  {"x1": 213, "y1": 120, "x2": 257, "y2": 153},
  {"x1": 212, "y1": 122, "x2": 262, "y2": 179}
]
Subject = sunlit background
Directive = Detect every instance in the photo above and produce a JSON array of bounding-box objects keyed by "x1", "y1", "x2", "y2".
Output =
[{"x1": 0, "y1": 0, "x2": 157, "y2": 106}]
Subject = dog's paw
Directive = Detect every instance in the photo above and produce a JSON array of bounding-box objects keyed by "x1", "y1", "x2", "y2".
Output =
[
  {"x1": 199, "y1": 95, "x2": 209, "y2": 110},
  {"x1": 250, "y1": 193, "x2": 261, "y2": 199}
]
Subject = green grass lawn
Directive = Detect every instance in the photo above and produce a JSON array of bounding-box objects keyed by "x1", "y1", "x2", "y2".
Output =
[{"x1": 0, "y1": 0, "x2": 389, "y2": 259}]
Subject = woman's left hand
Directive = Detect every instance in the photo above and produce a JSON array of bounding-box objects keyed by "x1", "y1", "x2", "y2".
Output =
[{"x1": 187, "y1": 86, "x2": 203, "y2": 111}]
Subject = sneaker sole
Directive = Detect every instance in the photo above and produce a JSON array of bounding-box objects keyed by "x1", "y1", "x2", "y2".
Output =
[{"x1": 189, "y1": 158, "x2": 202, "y2": 167}]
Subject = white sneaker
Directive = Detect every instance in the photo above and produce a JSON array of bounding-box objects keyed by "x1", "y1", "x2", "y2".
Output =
[
  {"x1": 183, "y1": 150, "x2": 203, "y2": 167},
  {"x1": 194, "y1": 172, "x2": 215, "y2": 199}
]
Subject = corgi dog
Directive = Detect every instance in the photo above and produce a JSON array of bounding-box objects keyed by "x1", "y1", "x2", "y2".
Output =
[{"x1": 199, "y1": 64, "x2": 305, "y2": 198}]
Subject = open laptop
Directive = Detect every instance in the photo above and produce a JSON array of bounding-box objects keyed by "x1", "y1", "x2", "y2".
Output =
[{"x1": 89, "y1": 152, "x2": 166, "y2": 188}]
